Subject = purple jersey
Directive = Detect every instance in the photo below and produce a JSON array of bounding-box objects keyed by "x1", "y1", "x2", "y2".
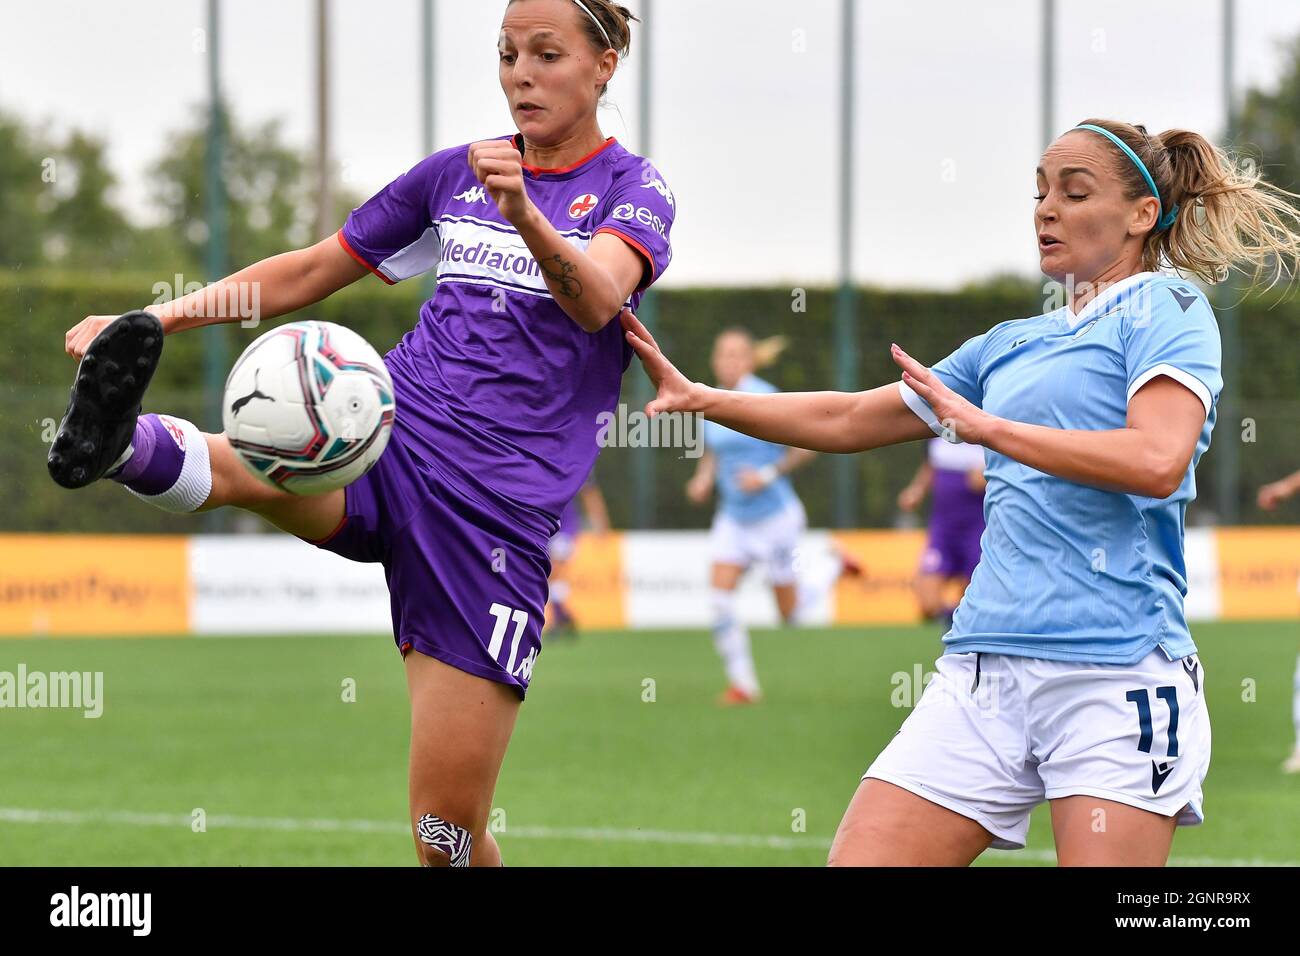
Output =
[
  {"x1": 339, "y1": 135, "x2": 675, "y2": 522},
  {"x1": 926, "y1": 438, "x2": 985, "y2": 529},
  {"x1": 919, "y1": 438, "x2": 986, "y2": 580}
]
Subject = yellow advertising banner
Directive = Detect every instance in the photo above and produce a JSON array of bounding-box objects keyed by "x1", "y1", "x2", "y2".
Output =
[
  {"x1": 830, "y1": 529, "x2": 929, "y2": 625},
  {"x1": 561, "y1": 531, "x2": 626, "y2": 630},
  {"x1": 1215, "y1": 527, "x2": 1300, "y2": 620},
  {"x1": 0, "y1": 535, "x2": 189, "y2": 636}
]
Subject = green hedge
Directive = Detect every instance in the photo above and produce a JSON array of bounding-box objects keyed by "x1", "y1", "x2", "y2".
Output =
[{"x1": 2, "y1": 271, "x2": 1298, "y2": 532}]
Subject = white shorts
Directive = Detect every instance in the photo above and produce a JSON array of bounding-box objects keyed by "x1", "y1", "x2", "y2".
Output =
[
  {"x1": 709, "y1": 499, "x2": 806, "y2": 586},
  {"x1": 864, "y1": 648, "x2": 1210, "y2": 850}
]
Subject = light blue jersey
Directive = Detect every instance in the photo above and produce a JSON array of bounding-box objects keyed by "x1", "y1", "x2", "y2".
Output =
[
  {"x1": 703, "y1": 375, "x2": 799, "y2": 523},
  {"x1": 900, "y1": 272, "x2": 1222, "y2": 665}
]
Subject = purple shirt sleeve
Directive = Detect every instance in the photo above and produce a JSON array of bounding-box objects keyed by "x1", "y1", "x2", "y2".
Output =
[
  {"x1": 339, "y1": 150, "x2": 451, "y2": 284},
  {"x1": 591, "y1": 164, "x2": 676, "y2": 292}
]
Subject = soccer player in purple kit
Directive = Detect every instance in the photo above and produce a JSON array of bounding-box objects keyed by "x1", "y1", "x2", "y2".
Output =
[
  {"x1": 897, "y1": 438, "x2": 987, "y2": 628},
  {"x1": 49, "y1": 0, "x2": 671, "y2": 867}
]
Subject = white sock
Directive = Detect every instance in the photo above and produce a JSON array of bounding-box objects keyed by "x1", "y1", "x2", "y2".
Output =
[
  {"x1": 126, "y1": 416, "x2": 213, "y2": 514},
  {"x1": 711, "y1": 588, "x2": 759, "y2": 695},
  {"x1": 1292, "y1": 653, "x2": 1300, "y2": 749}
]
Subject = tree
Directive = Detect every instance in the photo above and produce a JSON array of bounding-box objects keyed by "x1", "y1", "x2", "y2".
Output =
[
  {"x1": 148, "y1": 103, "x2": 366, "y2": 276},
  {"x1": 1236, "y1": 32, "x2": 1300, "y2": 194},
  {"x1": 43, "y1": 131, "x2": 136, "y2": 271},
  {"x1": 149, "y1": 103, "x2": 315, "y2": 274},
  {"x1": 0, "y1": 111, "x2": 52, "y2": 269}
]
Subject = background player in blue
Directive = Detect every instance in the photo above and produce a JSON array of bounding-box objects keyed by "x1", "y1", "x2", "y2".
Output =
[
  {"x1": 54, "y1": 0, "x2": 671, "y2": 867},
  {"x1": 625, "y1": 118, "x2": 1300, "y2": 866},
  {"x1": 1257, "y1": 468, "x2": 1300, "y2": 773},
  {"x1": 686, "y1": 329, "x2": 837, "y2": 704}
]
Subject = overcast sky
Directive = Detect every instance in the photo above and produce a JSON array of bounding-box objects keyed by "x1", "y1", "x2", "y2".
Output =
[{"x1": 6, "y1": 0, "x2": 1300, "y2": 289}]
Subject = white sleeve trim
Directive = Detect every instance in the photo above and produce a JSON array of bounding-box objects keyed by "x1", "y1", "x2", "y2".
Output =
[
  {"x1": 897, "y1": 381, "x2": 952, "y2": 440},
  {"x1": 377, "y1": 225, "x2": 442, "y2": 283},
  {"x1": 1127, "y1": 363, "x2": 1212, "y2": 418}
]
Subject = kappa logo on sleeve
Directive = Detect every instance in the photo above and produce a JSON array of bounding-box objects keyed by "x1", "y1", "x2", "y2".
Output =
[
  {"x1": 641, "y1": 176, "x2": 675, "y2": 208},
  {"x1": 453, "y1": 186, "x2": 488, "y2": 205}
]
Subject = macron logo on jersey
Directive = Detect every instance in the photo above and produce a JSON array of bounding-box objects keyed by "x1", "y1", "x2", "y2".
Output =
[
  {"x1": 454, "y1": 186, "x2": 488, "y2": 205},
  {"x1": 1169, "y1": 286, "x2": 1199, "y2": 313}
]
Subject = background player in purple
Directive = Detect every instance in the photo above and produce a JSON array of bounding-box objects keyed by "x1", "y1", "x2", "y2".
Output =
[
  {"x1": 50, "y1": 0, "x2": 671, "y2": 867},
  {"x1": 897, "y1": 438, "x2": 987, "y2": 628},
  {"x1": 545, "y1": 477, "x2": 610, "y2": 636}
]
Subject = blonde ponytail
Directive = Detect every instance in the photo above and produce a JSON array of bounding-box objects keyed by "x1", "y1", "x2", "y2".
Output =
[
  {"x1": 1077, "y1": 118, "x2": 1300, "y2": 287},
  {"x1": 1156, "y1": 128, "x2": 1300, "y2": 286}
]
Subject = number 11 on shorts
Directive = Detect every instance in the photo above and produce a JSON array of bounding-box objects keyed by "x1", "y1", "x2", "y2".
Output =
[
  {"x1": 488, "y1": 603, "x2": 529, "y2": 673},
  {"x1": 1126, "y1": 686, "x2": 1180, "y2": 757}
]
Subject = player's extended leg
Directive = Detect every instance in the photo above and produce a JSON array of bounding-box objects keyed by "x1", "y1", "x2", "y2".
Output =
[
  {"x1": 710, "y1": 562, "x2": 760, "y2": 704},
  {"x1": 543, "y1": 555, "x2": 577, "y2": 637},
  {"x1": 200, "y1": 431, "x2": 343, "y2": 540},
  {"x1": 405, "y1": 650, "x2": 520, "y2": 867},
  {"x1": 774, "y1": 551, "x2": 849, "y2": 626},
  {"x1": 1049, "y1": 796, "x2": 1177, "y2": 866},
  {"x1": 773, "y1": 583, "x2": 797, "y2": 622},
  {"x1": 913, "y1": 573, "x2": 948, "y2": 621},
  {"x1": 828, "y1": 779, "x2": 994, "y2": 866},
  {"x1": 48, "y1": 311, "x2": 342, "y2": 541}
]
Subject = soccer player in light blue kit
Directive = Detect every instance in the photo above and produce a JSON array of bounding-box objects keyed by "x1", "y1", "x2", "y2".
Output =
[
  {"x1": 687, "y1": 329, "x2": 846, "y2": 704},
  {"x1": 626, "y1": 119, "x2": 1300, "y2": 865}
]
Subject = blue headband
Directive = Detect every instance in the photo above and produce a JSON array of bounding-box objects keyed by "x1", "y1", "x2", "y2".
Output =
[{"x1": 1073, "y1": 123, "x2": 1179, "y2": 232}]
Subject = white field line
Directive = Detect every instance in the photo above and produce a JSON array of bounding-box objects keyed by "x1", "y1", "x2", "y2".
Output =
[{"x1": 0, "y1": 807, "x2": 1294, "y2": 866}]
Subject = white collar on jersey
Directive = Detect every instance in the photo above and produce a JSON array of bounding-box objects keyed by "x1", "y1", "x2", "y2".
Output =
[{"x1": 1061, "y1": 270, "x2": 1160, "y2": 329}]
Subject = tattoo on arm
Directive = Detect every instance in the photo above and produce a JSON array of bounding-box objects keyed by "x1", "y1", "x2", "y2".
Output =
[{"x1": 539, "y1": 255, "x2": 584, "y2": 300}]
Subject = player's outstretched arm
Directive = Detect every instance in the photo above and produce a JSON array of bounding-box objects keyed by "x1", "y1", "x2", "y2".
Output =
[
  {"x1": 623, "y1": 310, "x2": 932, "y2": 454},
  {"x1": 64, "y1": 235, "x2": 369, "y2": 359},
  {"x1": 892, "y1": 342, "x2": 1204, "y2": 499}
]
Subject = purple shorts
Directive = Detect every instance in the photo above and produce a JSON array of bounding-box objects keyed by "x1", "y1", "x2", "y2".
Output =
[
  {"x1": 919, "y1": 522, "x2": 983, "y2": 581},
  {"x1": 308, "y1": 430, "x2": 553, "y2": 699}
]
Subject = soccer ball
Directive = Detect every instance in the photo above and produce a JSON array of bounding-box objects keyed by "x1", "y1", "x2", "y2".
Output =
[{"x1": 223, "y1": 320, "x2": 396, "y2": 495}]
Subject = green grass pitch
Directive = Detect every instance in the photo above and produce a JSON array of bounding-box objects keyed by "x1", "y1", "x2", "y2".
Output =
[{"x1": 1, "y1": 621, "x2": 1296, "y2": 866}]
